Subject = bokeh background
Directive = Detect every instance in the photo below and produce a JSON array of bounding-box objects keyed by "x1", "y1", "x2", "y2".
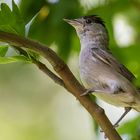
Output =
[{"x1": 0, "y1": 0, "x2": 140, "y2": 140}]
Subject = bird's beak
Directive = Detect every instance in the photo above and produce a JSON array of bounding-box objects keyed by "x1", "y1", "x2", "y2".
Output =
[{"x1": 63, "y1": 18, "x2": 82, "y2": 28}]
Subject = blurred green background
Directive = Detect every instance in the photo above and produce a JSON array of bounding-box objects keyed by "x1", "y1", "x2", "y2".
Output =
[{"x1": 0, "y1": 0, "x2": 140, "y2": 140}]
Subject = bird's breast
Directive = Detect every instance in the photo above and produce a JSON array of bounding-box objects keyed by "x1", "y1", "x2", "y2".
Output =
[
  {"x1": 79, "y1": 47, "x2": 100, "y2": 88},
  {"x1": 79, "y1": 47, "x2": 122, "y2": 90}
]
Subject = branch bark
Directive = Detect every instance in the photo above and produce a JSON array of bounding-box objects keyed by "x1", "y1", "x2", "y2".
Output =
[{"x1": 0, "y1": 31, "x2": 122, "y2": 140}]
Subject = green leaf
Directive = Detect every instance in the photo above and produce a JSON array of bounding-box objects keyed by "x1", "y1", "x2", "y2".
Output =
[
  {"x1": 25, "y1": 13, "x2": 38, "y2": 37},
  {"x1": 13, "y1": 55, "x2": 30, "y2": 61},
  {"x1": 0, "y1": 46, "x2": 8, "y2": 57},
  {"x1": 0, "y1": 1, "x2": 25, "y2": 35},
  {"x1": 0, "y1": 55, "x2": 30, "y2": 64},
  {"x1": 12, "y1": 0, "x2": 25, "y2": 35},
  {"x1": 118, "y1": 116, "x2": 140, "y2": 140},
  {"x1": 0, "y1": 3, "x2": 13, "y2": 25}
]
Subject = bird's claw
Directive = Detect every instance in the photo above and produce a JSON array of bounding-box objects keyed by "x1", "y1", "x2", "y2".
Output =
[
  {"x1": 100, "y1": 123, "x2": 118, "y2": 133},
  {"x1": 113, "y1": 123, "x2": 119, "y2": 128},
  {"x1": 100, "y1": 124, "x2": 118, "y2": 139},
  {"x1": 80, "y1": 88, "x2": 95, "y2": 96},
  {"x1": 100, "y1": 129, "x2": 107, "y2": 139}
]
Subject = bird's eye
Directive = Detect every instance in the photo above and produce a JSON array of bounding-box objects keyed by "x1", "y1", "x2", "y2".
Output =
[{"x1": 86, "y1": 19, "x2": 92, "y2": 24}]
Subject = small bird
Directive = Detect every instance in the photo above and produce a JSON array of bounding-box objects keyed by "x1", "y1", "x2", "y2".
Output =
[{"x1": 64, "y1": 15, "x2": 140, "y2": 127}]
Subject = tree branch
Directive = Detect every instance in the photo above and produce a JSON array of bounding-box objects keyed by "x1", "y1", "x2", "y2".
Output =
[{"x1": 0, "y1": 31, "x2": 122, "y2": 140}]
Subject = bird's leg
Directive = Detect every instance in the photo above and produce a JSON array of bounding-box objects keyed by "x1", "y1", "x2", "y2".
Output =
[
  {"x1": 80, "y1": 87, "x2": 113, "y2": 96},
  {"x1": 81, "y1": 87, "x2": 131, "y2": 127},
  {"x1": 100, "y1": 107, "x2": 131, "y2": 137},
  {"x1": 113, "y1": 107, "x2": 131, "y2": 128},
  {"x1": 80, "y1": 88, "x2": 95, "y2": 96}
]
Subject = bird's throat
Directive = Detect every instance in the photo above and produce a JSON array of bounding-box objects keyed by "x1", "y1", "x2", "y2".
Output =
[{"x1": 79, "y1": 33, "x2": 109, "y2": 50}]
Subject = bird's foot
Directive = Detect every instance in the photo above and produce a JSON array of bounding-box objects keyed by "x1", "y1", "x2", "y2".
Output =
[
  {"x1": 80, "y1": 88, "x2": 95, "y2": 96},
  {"x1": 100, "y1": 124, "x2": 118, "y2": 133},
  {"x1": 80, "y1": 86, "x2": 112, "y2": 96},
  {"x1": 113, "y1": 107, "x2": 131, "y2": 128},
  {"x1": 113, "y1": 124, "x2": 119, "y2": 128},
  {"x1": 100, "y1": 107, "x2": 131, "y2": 138}
]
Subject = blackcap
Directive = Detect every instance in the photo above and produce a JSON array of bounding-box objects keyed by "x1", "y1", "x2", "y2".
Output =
[{"x1": 64, "y1": 15, "x2": 140, "y2": 127}]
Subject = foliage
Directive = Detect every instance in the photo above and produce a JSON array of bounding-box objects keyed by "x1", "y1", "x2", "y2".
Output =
[
  {"x1": 118, "y1": 116, "x2": 140, "y2": 140},
  {"x1": 0, "y1": 0, "x2": 25, "y2": 35}
]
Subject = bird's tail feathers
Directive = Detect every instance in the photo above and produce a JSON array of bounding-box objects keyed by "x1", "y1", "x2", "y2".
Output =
[{"x1": 133, "y1": 89, "x2": 140, "y2": 111}]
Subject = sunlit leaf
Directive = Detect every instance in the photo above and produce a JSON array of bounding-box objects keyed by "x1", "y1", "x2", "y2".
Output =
[
  {"x1": 12, "y1": 0, "x2": 25, "y2": 35},
  {"x1": 0, "y1": 1, "x2": 25, "y2": 35},
  {"x1": 25, "y1": 12, "x2": 39, "y2": 37}
]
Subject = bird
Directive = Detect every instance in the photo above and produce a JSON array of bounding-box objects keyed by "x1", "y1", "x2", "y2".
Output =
[{"x1": 64, "y1": 15, "x2": 140, "y2": 127}]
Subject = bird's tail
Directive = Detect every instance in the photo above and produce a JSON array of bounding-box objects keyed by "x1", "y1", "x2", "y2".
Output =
[
  {"x1": 133, "y1": 90, "x2": 140, "y2": 112},
  {"x1": 134, "y1": 105, "x2": 140, "y2": 112}
]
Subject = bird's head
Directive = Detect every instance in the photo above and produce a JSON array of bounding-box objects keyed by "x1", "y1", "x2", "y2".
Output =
[
  {"x1": 64, "y1": 15, "x2": 109, "y2": 48},
  {"x1": 64, "y1": 15, "x2": 105, "y2": 33}
]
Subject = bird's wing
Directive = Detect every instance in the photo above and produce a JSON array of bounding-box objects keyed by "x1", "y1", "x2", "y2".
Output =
[{"x1": 91, "y1": 48, "x2": 135, "y2": 82}]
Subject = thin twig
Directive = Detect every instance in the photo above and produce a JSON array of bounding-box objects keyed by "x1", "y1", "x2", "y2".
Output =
[
  {"x1": 33, "y1": 60, "x2": 65, "y2": 88},
  {"x1": 13, "y1": 45, "x2": 65, "y2": 88}
]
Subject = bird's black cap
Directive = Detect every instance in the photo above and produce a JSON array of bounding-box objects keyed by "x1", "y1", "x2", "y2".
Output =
[{"x1": 83, "y1": 15, "x2": 105, "y2": 27}]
